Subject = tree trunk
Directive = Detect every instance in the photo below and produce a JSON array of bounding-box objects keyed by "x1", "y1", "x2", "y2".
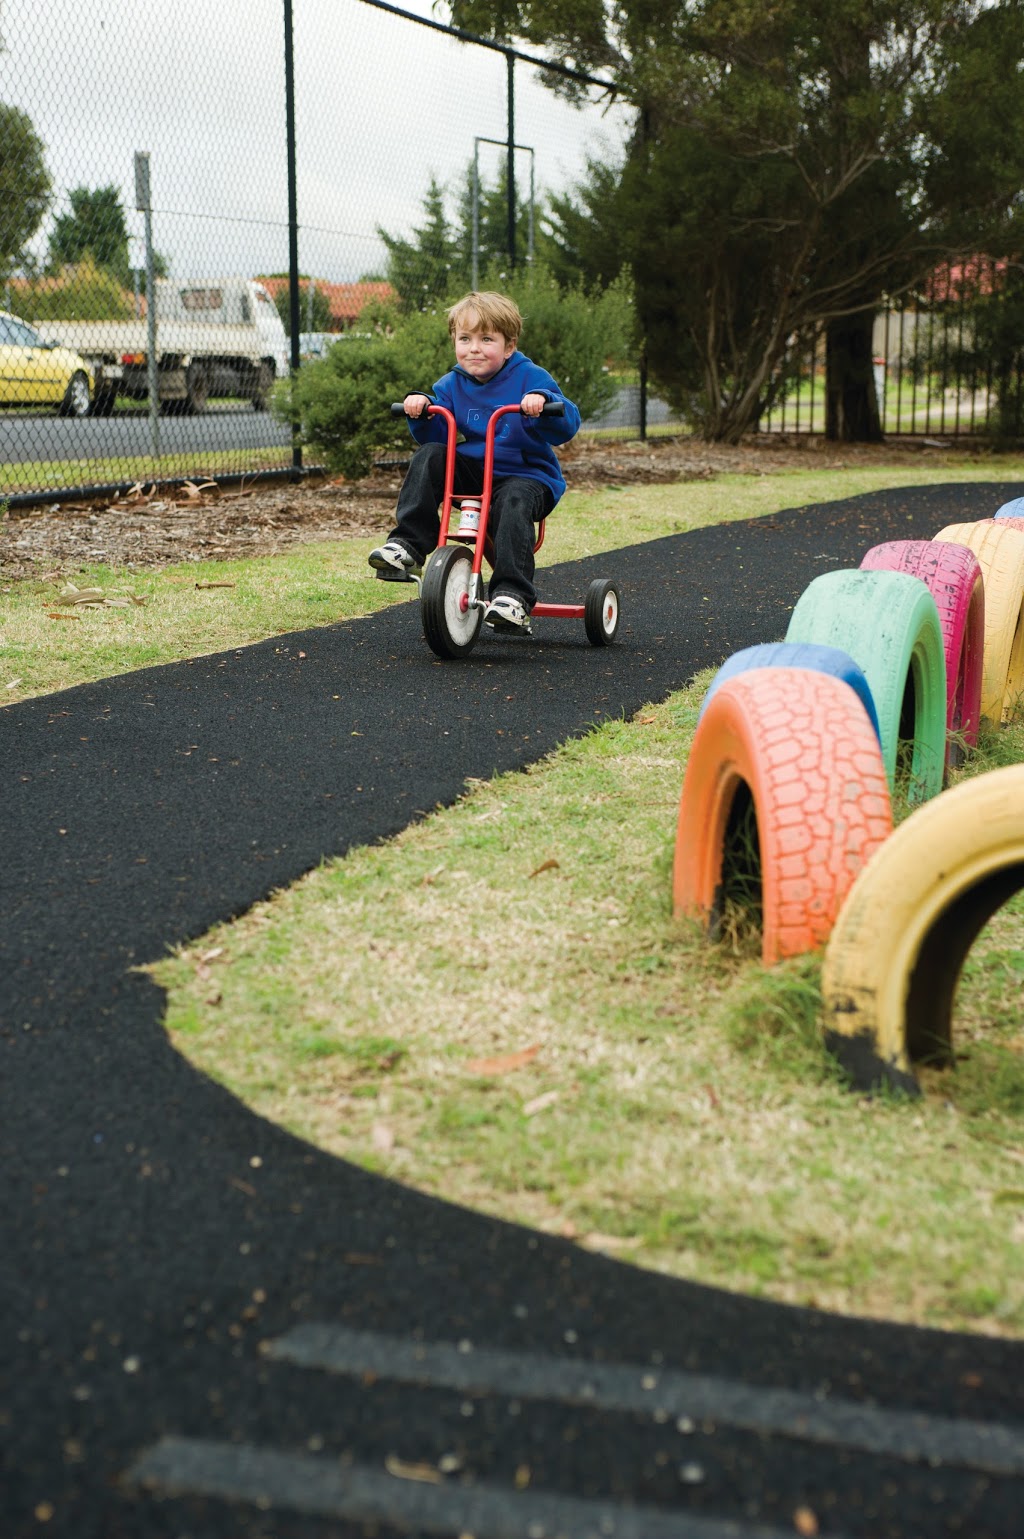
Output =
[{"x1": 826, "y1": 310, "x2": 884, "y2": 442}]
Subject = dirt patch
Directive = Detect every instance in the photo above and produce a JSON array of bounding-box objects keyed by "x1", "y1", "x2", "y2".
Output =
[{"x1": 0, "y1": 432, "x2": 992, "y2": 581}]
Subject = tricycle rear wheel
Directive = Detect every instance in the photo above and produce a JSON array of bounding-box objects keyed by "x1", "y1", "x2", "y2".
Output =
[
  {"x1": 585, "y1": 578, "x2": 620, "y2": 646},
  {"x1": 421, "y1": 545, "x2": 483, "y2": 658}
]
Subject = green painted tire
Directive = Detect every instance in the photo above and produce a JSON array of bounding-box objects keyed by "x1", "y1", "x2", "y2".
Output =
[{"x1": 785, "y1": 569, "x2": 946, "y2": 804}]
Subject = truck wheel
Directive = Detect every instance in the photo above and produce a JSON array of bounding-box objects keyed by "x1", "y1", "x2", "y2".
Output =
[
  {"x1": 252, "y1": 362, "x2": 274, "y2": 411},
  {"x1": 59, "y1": 371, "x2": 91, "y2": 419},
  {"x1": 185, "y1": 364, "x2": 210, "y2": 415}
]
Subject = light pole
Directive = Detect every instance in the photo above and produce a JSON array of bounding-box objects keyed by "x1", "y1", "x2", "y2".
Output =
[{"x1": 472, "y1": 137, "x2": 535, "y2": 290}]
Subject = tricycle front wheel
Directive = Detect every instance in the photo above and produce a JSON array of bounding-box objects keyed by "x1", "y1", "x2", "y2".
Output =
[
  {"x1": 585, "y1": 578, "x2": 620, "y2": 646},
  {"x1": 421, "y1": 545, "x2": 483, "y2": 658}
]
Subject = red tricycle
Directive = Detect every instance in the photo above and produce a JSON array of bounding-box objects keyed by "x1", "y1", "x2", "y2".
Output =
[{"x1": 383, "y1": 400, "x2": 621, "y2": 660}]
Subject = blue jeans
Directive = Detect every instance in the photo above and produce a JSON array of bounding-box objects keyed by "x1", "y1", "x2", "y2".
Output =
[{"x1": 388, "y1": 442, "x2": 552, "y2": 609}]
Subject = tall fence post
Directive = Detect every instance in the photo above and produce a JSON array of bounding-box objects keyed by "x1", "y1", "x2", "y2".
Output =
[
  {"x1": 134, "y1": 151, "x2": 160, "y2": 459},
  {"x1": 283, "y1": 0, "x2": 302, "y2": 473},
  {"x1": 506, "y1": 53, "x2": 516, "y2": 270}
]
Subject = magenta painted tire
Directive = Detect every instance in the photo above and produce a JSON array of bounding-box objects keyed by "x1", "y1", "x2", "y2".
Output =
[{"x1": 859, "y1": 539, "x2": 984, "y2": 763}]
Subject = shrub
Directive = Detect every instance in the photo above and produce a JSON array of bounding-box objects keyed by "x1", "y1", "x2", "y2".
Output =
[
  {"x1": 281, "y1": 265, "x2": 632, "y2": 480},
  {"x1": 13, "y1": 257, "x2": 136, "y2": 322}
]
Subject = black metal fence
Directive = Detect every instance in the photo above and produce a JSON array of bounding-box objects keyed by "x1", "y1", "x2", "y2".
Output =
[{"x1": 762, "y1": 261, "x2": 1024, "y2": 442}]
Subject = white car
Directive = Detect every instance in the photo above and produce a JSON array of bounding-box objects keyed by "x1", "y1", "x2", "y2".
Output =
[{"x1": 0, "y1": 310, "x2": 94, "y2": 416}]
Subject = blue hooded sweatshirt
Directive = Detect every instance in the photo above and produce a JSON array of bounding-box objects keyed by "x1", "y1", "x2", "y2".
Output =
[{"x1": 407, "y1": 349, "x2": 581, "y2": 507}]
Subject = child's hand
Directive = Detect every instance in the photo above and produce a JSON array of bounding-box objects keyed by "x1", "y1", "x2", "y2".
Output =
[
  {"x1": 521, "y1": 392, "x2": 547, "y2": 417},
  {"x1": 403, "y1": 393, "x2": 431, "y2": 418}
]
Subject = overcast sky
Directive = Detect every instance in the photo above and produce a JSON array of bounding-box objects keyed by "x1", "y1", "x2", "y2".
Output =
[{"x1": 1, "y1": 0, "x2": 630, "y2": 282}]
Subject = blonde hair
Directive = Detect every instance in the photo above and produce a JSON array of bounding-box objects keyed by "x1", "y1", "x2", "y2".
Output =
[{"x1": 447, "y1": 291, "x2": 522, "y2": 345}]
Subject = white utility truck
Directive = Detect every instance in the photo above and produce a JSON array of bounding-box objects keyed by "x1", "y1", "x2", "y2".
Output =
[{"x1": 36, "y1": 277, "x2": 290, "y2": 416}]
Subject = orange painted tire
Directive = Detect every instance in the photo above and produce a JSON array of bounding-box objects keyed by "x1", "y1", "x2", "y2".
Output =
[
  {"x1": 673, "y1": 669, "x2": 892, "y2": 964},
  {"x1": 859, "y1": 539, "x2": 985, "y2": 760},
  {"x1": 933, "y1": 520, "x2": 1024, "y2": 724}
]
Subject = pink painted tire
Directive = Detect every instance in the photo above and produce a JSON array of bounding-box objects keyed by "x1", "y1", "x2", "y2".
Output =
[{"x1": 859, "y1": 539, "x2": 984, "y2": 763}]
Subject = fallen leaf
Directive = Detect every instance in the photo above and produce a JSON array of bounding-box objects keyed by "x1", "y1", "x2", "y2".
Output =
[
  {"x1": 385, "y1": 1454, "x2": 442, "y2": 1485},
  {"x1": 465, "y1": 1045, "x2": 540, "y2": 1076},
  {"x1": 47, "y1": 612, "x2": 81, "y2": 621},
  {"x1": 580, "y1": 1232, "x2": 644, "y2": 1253},
  {"x1": 522, "y1": 1090, "x2": 559, "y2": 1117},
  {"x1": 6, "y1": 679, "x2": 22, "y2": 690},
  {"x1": 195, "y1": 580, "x2": 235, "y2": 590},
  {"x1": 371, "y1": 1123, "x2": 395, "y2": 1153},
  {"x1": 529, "y1": 857, "x2": 560, "y2": 878},
  {"x1": 57, "y1": 584, "x2": 105, "y2": 605},
  {"x1": 793, "y1": 1506, "x2": 819, "y2": 1537}
]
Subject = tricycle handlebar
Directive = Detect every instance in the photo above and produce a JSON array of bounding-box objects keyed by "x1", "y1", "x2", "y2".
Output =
[{"x1": 389, "y1": 400, "x2": 564, "y2": 418}]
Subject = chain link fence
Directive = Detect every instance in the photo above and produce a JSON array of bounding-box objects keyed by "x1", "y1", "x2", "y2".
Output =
[
  {"x1": 0, "y1": 0, "x2": 635, "y2": 503},
  {"x1": 2, "y1": 1, "x2": 1019, "y2": 506}
]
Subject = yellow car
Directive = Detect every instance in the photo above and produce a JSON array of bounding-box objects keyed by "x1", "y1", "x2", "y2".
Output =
[{"x1": 0, "y1": 310, "x2": 94, "y2": 416}]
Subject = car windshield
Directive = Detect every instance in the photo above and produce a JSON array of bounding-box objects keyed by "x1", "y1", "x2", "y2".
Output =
[{"x1": 0, "y1": 316, "x2": 43, "y2": 347}]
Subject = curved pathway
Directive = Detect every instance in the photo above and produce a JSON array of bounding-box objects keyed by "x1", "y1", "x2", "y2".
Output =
[{"x1": 3, "y1": 482, "x2": 1024, "y2": 1539}]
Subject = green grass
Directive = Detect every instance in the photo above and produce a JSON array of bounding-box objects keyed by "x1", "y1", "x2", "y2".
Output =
[{"x1": 8, "y1": 447, "x2": 1024, "y2": 1336}]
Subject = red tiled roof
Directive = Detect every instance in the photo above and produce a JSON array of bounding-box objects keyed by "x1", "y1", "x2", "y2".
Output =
[{"x1": 257, "y1": 277, "x2": 395, "y2": 329}]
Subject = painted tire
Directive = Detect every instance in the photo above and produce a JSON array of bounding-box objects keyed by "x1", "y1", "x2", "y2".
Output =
[
  {"x1": 673, "y1": 669, "x2": 892, "y2": 965},
  {"x1": 699, "y1": 642, "x2": 881, "y2": 743},
  {"x1": 933, "y1": 520, "x2": 1024, "y2": 725},
  {"x1": 859, "y1": 540, "x2": 984, "y2": 761},
  {"x1": 993, "y1": 517, "x2": 1024, "y2": 535},
  {"x1": 994, "y1": 497, "x2": 1024, "y2": 520},
  {"x1": 784, "y1": 569, "x2": 946, "y2": 803},
  {"x1": 822, "y1": 764, "x2": 1024, "y2": 1096}
]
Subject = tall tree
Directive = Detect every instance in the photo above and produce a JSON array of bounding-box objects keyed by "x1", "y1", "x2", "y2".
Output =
[
  {"x1": 49, "y1": 184, "x2": 132, "y2": 283},
  {"x1": 0, "y1": 103, "x2": 50, "y2": 278},
  {"x1": 446, "y1": 0, "x2": 1024, "y2": 442},
  {"x1": 378, "y1": 175, "x2": 463, "y2": 310}
]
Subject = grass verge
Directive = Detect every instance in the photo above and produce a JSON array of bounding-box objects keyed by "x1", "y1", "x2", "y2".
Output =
[{"x1": 148, "y1": 686, "x2": 1024, "y2": 1339}]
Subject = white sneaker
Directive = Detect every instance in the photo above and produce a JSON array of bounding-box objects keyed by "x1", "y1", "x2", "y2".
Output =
[
  {"x1": 484, "y1": 594, "x2": 531, "y2": 633},
  {"x1": 369, "y1": 539, "x2": 422, "y2": 577}
]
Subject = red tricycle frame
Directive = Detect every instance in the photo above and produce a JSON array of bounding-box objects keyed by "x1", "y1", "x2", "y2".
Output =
[{"x1": 391, "y1": 399, "x2": 621, "y2": 659}]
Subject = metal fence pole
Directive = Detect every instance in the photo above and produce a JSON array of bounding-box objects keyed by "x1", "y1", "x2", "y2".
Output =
[
  {"x1": 506, "y1": 53, "x2": 516, "y2": 269},
  {"x1": 284, "y1": 0, "x2": 302, "y2": 472},
  {"x1": 134, "y1": 151, "x2": 160, "y2": 459}
]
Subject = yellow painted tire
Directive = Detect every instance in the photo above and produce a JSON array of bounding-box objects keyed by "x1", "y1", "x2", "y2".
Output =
[
  {"x1": 933, "y1": 520, "x2": 1024, "y2": 724},
  {"x1": 821, "y1": 765, "x2": 1024, "y2": 1095}
]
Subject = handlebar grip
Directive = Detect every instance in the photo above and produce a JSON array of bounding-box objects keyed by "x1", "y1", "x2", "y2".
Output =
[
  {"x1": 390, "y1": 402, "x2": 408, "y2": 417},
  {"x1": 539, "y1": 400, "x2": 565, "y2": 417}
]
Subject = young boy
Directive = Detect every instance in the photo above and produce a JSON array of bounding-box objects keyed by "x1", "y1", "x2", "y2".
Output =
[{"x1": 368, "y1": 291, "x2": 581, "y2": 633}]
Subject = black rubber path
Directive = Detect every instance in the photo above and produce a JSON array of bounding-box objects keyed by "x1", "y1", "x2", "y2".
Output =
[{"x1": 3, "y1": 481, "x2": 1024, "y2": 1539}]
